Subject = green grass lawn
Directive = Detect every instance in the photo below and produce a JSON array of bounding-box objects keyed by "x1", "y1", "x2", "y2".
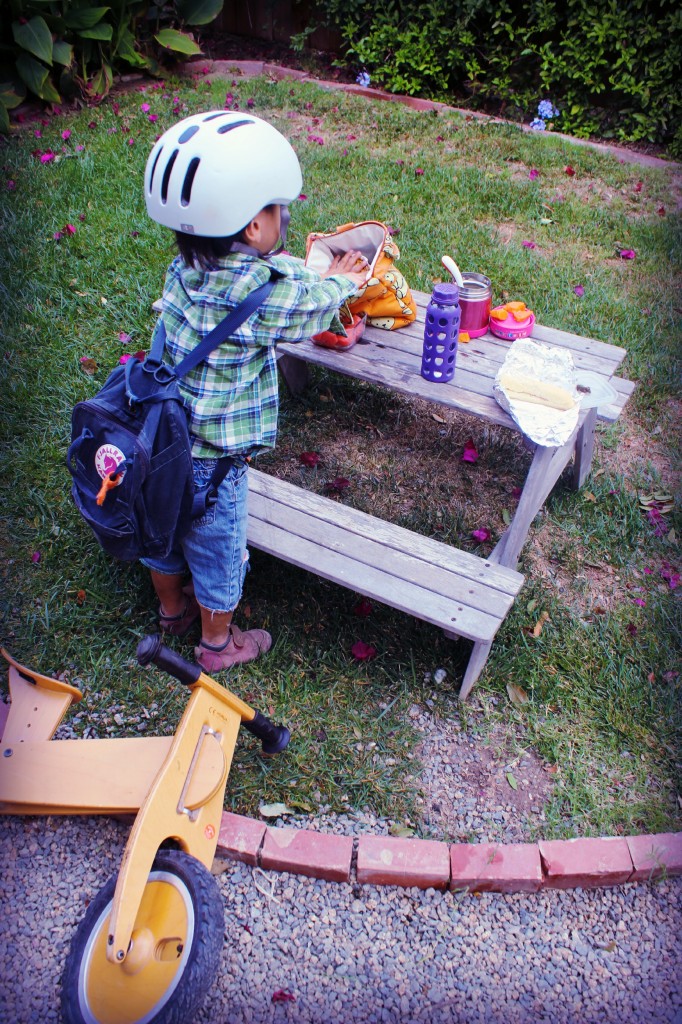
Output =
[{"x1": 0, "y1": 72, "x2": 680, "y2": 840}]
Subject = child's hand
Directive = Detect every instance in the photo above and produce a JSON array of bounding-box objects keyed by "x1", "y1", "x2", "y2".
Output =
[{"x1": 323, "y1": 249, "x2": 370, "y2": 289}]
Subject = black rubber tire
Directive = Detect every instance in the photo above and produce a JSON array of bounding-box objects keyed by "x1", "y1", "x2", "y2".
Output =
[{"x1": 60, "y1": 849, "x2": 224, "y2": 1024}]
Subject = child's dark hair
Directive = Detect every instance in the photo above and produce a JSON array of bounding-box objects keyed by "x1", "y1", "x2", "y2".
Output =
[
  {"x1": 175, "y1": 204, "x2": 277, "y2": 270},
  {"x1": 174, "y1": 231, "x2": 242, "y2": 271}
]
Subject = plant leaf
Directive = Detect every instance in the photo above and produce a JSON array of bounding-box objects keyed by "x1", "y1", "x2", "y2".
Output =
[
  {"x1": 52, "y1": 40, "x2": 74, "y2": 67},
  {"x1": 15, "y1": 53, "x2": 48, "y2": 96},
  {"x1": 79, "y1": 23, "x2": 114, "y2": 41},
  {"x1": 13, "y1": 16, "x2": 53, "y2": 66},
  {"x1": 259, "y1": 802, "x2": 292, "y2": 818},
  {"x1": 507, "y1": 682, "x2": 529, "y2": 705},
  {"x1": 0, "y1": 102, "x2": 9, "y2": 135},
  {"x1": 389, "y1": 824, "x2": 416, "y2": 838},
  {"x1": 154, "y1": 28, "x2": 203, "y2": 55},
  {"x1": 506, "y1": 772, "x2": 518, "y2": 790},
  {"x1": 176, "y1": 0, "x2": 224, "y2": 26},
  {"x1": 63, "y1": 7, "x2": 111, "y2": 30},
  {"x1": 0, "y1": 80, "x2": 26, "y2": 110}
]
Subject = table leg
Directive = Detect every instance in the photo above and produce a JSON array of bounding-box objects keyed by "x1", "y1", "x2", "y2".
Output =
[
  {"x1": 456, "y1": 639, "x2": 493, "y2": 701},
  {"x1": 490, "y1": 433, "x2": 577, "y2": 569},
  {"x1": 277, "y1": 351, "x2": 310, "y2": 396},
  {"x1": 572, "y1": 405, "x2": 598, "y2": 490}
]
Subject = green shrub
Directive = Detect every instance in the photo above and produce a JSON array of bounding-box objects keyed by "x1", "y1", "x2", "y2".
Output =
[
  {"x1": 311, "y1": 0, "x2": 682, "y2": 155},
  {"x1": 0, "y1": 0, "x2": 224, "y2": 132}
]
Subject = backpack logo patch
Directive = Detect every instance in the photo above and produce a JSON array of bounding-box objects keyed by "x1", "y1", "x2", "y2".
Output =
[{"x1": 95, "y1": 444, "x2": 125, "y2": 481}]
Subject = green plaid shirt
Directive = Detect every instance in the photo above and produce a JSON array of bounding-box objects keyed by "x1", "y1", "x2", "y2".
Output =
[{"x1": 159, "y1": 253, "x2": 355, "y2": 458}]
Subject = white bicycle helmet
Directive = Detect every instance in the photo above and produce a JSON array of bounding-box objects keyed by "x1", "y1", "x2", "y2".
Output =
[{"x1": 144, "y1": 110, "x2": 303, "y2": 236}]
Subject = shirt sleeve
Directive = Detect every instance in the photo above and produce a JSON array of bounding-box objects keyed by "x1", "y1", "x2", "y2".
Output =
[{"x1": 256, "y1": 256, "x2": 357, "y2": 345}]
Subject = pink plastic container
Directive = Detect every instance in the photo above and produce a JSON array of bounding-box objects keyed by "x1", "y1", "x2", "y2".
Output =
[{"x1": 488, "y1": 306, "x2": 536, "y2": 341}]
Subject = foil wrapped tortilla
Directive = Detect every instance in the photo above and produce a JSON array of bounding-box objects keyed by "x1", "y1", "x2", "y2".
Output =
[{"x1": 493, "y1": 338, "x2": 580, "y2": 447}]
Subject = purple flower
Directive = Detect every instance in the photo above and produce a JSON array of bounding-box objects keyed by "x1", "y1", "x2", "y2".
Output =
[{"x1": 530, "y1": 118, "x2": 546, "y2": 131}]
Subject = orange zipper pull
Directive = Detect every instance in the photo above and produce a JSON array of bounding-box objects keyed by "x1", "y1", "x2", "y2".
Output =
[{"x1": 96, "y1": 472, "x2": 123, "y2": 506}]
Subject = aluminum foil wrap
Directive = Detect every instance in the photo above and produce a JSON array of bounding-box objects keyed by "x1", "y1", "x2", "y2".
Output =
[{"x1": 493, "y1": 338, "x2": 580, "y2": 447}]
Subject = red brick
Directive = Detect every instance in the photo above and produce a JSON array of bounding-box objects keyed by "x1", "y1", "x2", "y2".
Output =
[
  {"x1": 626, "y1": 833, "x2": 682, "y2": 882},
  {"x1": 450, "y1": 842, "x2": 542, "y2": 893},
  {"x1": 356, "y1": 835, "x2": 450, "y2": 889},
  {"x1": 260, "y1": 827, "x2": 353, "y2": 882},
  {"x1": 216, "y1": 812, "x2": 266, "y2": 866},
  {"x1": 539, "y1": 837, "x2": 633, "y2": 888}
]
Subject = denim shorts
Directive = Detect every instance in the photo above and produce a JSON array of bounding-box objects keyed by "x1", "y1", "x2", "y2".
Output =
[{"x1": 142, "y1": 458, "x2": 250, "y2": 614}]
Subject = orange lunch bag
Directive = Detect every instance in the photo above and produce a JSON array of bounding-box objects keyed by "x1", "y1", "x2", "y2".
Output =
[{"x1": 304, "y1": 221, "x2": 417, "y2": 330}]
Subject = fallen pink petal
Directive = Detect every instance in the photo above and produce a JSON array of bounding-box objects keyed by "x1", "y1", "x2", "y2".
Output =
[
  {"x1": 471, "y1": 528, "x2": 491, "y2": 543},
  {"x1": 118, "y1": 332, "x2": 132, "y2": 344},
  {"x1": 634, "y1": 181, "x2": 643, "y2": 193},
  {"x1": 573, "y1": 285, "x2": 585, "y2": 297},
  {"x1": 415, "y1": 167, "x2": 425, "y2": 176},
  {"x1": 528, "y1": 168, "x2": 540, "y2": 180},
  {"x1": 564, "y1": 165, "x2": 576, "y2": 176},
  {"x1": 299, "y1": 451, "x2": 320, "y2": 467},
  {"x1": 619, "y1": 248, "x2": 636, "y2": 259},
  {"x1": 63, "y1": 224, "x2": 76, "y2": 235},
  {"x1": 626, "y1": 623, "x2": 638, "y2": 636},
  {"x1": 461, "y1": 439, "x2": 479, "y2": 463},
  {"x1": 6, "y1": 180, "x2": 16, "y2": 191},
  {"x1": 40, "y1": 152, "x2": 56, "y2": 163},
  {"x1": 633, "y1": 598, "x2": 646, "y2": 607},
  {"x1": 298, "y1": 194, "x2": 307, "y2": 201},
  {"x1": 140, "y1": 102, "x2": 150, "y2": 112},
  {"x1": 31, "y1": 551, "x2": 41, "y2": 563},
  {"x1": 148, "y1": 114, "x2": 158, "y2": 123},
  {"x1": 271, "y1": 991, "x2": 296, "y2": 1004},
  {"x1": 53, "y1": 231, "x2": 63, "y2": 241},
  {"x1": 61, "y1": 130, "x2": 71, "y2": 141},
  {"x1": 351, "y1": 640, "x2": 377, "y2": 662},
  {"x1": 353, "y1": 598, "x2": 373, "y2": 618},
  {"x1": 522, "y1": 240, "x2": 536, "y2": 249}
]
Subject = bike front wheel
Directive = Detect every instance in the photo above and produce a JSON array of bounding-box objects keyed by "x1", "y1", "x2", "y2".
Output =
[{"x1": 61, "y1": 849, "x2": 223, "y2": 1024}]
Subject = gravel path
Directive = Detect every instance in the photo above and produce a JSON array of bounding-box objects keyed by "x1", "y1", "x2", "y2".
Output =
[{"x1": 2, "y1": 813, "x2": 680, "y2": 1024}]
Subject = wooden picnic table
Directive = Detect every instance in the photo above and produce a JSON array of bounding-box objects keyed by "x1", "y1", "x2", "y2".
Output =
[
  {"x1": 254, "y1": 289, "x2": 633, "y2": 698},
  {"x1": 276, "y1": 289, "x2": 635, "y2": 571}
]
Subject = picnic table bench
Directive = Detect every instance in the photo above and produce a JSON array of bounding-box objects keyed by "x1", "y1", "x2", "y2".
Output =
[{"x1": 247, "y1": 288, "x2": 634, "y2": 698}]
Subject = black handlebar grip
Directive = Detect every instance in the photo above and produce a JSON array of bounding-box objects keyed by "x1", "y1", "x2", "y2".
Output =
[
  {"x1": 242, "y1": 711, "x2": 291, "y2": 755},
  {"x1": 136, "y1": 634, "x2": 202, "y2": 686}
]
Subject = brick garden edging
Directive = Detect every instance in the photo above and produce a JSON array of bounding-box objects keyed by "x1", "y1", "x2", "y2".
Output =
[{"x1": 217, "y1": 812, "x2": 682, "y2": 893}]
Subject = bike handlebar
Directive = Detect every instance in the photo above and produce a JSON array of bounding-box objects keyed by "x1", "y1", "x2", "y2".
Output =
[
  {"x1": 136, "y1": 635, "x2": 291, "y2": 755},
  {"x1": 136, "y1": 634, "x2": 201, "y2": 686}
]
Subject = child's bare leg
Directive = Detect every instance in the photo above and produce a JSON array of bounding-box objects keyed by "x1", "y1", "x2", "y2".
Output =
[
  {"x1": 150, "y1": 571, "x2": 185, "y2": 618},
  {"x1": 199, "y1": 607, "x2": 233, "y2": 647}
]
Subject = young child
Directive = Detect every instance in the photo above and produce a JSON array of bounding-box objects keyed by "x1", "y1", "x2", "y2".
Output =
[{"x1": 142, "y1": 110, "x2": 369, "y2": 672}]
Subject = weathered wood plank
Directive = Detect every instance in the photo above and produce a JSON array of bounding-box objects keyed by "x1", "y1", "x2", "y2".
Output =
[
  {"x1": 249, "y1": 471, "x2": 522, "y2": 598},
  {"x1": 247, "y1": 471, "x2": 523, "y2": 643}
]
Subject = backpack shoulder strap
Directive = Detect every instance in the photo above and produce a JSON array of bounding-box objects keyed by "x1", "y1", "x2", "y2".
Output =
[{"x1": 172, "y1": 268, "x2": 282, "y2": 379}]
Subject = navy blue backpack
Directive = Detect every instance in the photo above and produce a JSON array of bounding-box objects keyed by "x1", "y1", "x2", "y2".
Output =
[{"x1": 67, "y1": 275, "x2": 277, "y2": 562}]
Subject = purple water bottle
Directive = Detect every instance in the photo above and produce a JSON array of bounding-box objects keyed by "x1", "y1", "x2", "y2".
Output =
[{"x1": 421, "y1": 283, "x2": 460, "y2": 383}]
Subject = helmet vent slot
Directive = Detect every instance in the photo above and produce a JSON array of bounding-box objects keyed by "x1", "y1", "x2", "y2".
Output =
[
  {"x1": 161, "y1": 148, "x2": 179, "y2": 204},
  {"x1": 203, "y1": 112, "x2": 227, "y2": 122},
  {"x1": 217, "y1": 119, "x2": 254, "y2": 134},
  {"x1": 148, "y1": 147, "x2": 163, "y2": 194},
  {"x1": 178, "y1": 125, "x2": 199, "y2": 144},
  {"x1": 181, "y1": 158, "x2": 200, "y2": 207}
]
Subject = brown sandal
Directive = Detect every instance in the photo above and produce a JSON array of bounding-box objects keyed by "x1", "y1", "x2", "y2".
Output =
[{"x1": 195, "y1": 624, "x2": 272, "y2": 672}]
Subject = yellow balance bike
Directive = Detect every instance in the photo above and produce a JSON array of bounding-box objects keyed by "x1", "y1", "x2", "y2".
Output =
[{"x1": 0, "y1": 634, "x2": 290, "y2": 1024}]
